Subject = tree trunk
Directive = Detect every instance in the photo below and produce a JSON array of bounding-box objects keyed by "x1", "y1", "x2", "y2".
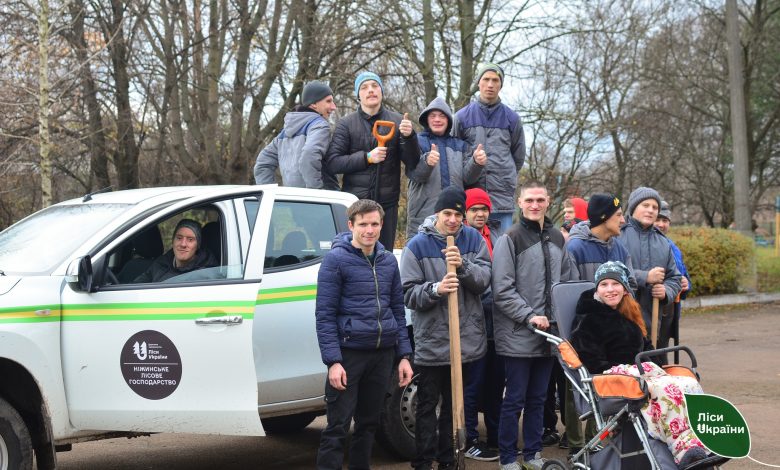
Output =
[
  {"x1": 726, "y1": 0, "x2": 752, "y2": 236},
  {"x1": 108, "y1": 0, "x2": 140, "y2": 189},
  {"x1": 38, "y1": 0, "x2": 52, "y2": 206}
]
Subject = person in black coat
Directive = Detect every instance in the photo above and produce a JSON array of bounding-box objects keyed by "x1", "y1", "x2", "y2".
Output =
[
  {"x1": 325, "y1": 72, "x2": 420, "y2": 249},
  {"x1": 570, "y1": 261, "x2": 710, "y2": 469}
]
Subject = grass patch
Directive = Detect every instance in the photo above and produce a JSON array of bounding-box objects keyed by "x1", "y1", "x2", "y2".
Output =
[{"x1": 756, "y1": 247, "x2": 780, "y2": 293}]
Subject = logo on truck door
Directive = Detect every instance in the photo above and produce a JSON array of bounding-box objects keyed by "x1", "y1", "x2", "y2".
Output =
[{"x1": 120, "y1": 330, "x2": 182, "y2": 400}]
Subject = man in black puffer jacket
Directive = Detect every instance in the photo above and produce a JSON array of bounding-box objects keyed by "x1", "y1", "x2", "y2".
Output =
[
  {"x1": 326, "y1": 72, "x2": 420, "y2": 249},
  {"x1": 315, "y1": 199, "x2": 413, "y2": 470}
]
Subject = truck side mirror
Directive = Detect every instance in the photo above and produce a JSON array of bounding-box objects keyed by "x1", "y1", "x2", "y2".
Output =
[{"x1": 66, "y1": 255, "x2": 94, "y2": 292}]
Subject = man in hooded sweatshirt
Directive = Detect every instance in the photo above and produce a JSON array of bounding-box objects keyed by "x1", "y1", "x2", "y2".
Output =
[
  {"x1": 254, "y1": 80, "x2": 339, "y2": 189},
  {"x1": 406, "y1": 97, "x2": 486, "y2": 238},
  {"x1": 326, "y1": 72, "x2": 420, "y2": 249},
  {"x1": 454, "y1": 63, "x2": 526, "y2": 233},
  {"x1": 617, "y1": 187, "x2": 682, "y2": 356},
  {"x1": 401, "y1": 186, "x2": 492, "y2": 470}
]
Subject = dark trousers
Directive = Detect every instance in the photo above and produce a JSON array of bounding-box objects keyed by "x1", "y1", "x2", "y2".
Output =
[
  {"x1": 498, "y1": 356, "x2": 554, "y2": 465},
  {"x1": 413, "y1": 363, "x2": 469, "y2": 469},
  {"x1": 543, "y1": 360, "x2": 566, "y2": 430},
  {"x1": 655, "y1": 302, "x2": 679, "y2": 365},
  {"x1": 379, "y1": 203, "x2": 398, "y2": 249},
  {"x1": 464, "y1": 340, "x2": 504, "y2": 446},
  {"x1": 316, "y1": 348, "x2": 394, "y2": 470}
]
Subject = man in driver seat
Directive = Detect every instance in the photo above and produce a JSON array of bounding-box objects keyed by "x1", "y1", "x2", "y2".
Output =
[{"x1": 135, "y1": 219, "x2": 217, "y2": 283}]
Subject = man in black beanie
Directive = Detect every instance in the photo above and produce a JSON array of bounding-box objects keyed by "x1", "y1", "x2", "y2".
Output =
[
  {"x1": 254, "y1": 80, "x2": 339, "y2": 189},
  {"x1": 562, "y1": 193, "x2": 635, "y2": 454},
  {"x1": 135, "y1": 219, "x2": 218, "y2": 283},
  {"x1": 400, "y1": 186, "x2": 492, "y2": 470}
]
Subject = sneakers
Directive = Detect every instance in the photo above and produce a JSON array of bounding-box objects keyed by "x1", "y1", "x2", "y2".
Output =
[
  {"x1": 558, "y1": 433, "x2": 569, "y2": 449},
  {"x1": 464, "y1": 440, "x2": 499, "y2": 461},
  {"x1": 541, "y1": 428, "x2": 560, "y2": 447},
  {"x1": 500, "y1": 462, "x2": 522, "y2": 470},
  {"x1": 522, "y1": 452, "x2": 547, "y2": 470}
]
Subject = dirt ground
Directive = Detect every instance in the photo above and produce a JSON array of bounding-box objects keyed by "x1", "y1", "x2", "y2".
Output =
[{"x1": 57, "y1": 303, "x2": 780, "y2": 469}]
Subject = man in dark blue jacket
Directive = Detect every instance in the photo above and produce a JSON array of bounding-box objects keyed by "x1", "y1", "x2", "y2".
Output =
[{"x1": 315, "y1": 199, "x2": 413, "y2": 470}]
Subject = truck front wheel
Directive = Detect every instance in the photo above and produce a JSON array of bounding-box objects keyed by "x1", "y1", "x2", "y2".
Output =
[
  {"x1": 0, "y1": 396, "x2": 33, "y2": 470},
  {"x1": 376, "y1": 373, "x2": 418, "y2": 460}
]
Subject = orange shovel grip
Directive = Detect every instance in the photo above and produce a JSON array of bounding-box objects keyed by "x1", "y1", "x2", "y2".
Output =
[{"x1": 372, "y1": 120, "x2": 396, "y2": 148}]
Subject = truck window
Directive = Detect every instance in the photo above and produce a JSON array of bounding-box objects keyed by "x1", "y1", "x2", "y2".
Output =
[{"x1": 264, "y1": 201, "x2": 336, "y2": 269}]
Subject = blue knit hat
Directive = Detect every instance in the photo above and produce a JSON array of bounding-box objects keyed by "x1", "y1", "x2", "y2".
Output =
[
  {"x1": 595, "y1": 261, "x2": 632, "y2": 293},
  {"x1": 354, "y1": 72, "x2": 383, "y2": 100}
]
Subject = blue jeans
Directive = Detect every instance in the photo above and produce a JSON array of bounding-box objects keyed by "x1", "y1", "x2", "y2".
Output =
[
  {"x1": 489, "y1": 211, "x2": 514, "y2": 233},
  {"x1": 498, "y1": 356, "x2": 554, "y2": 465},
  {"x1": 464, "y1": 340, "x2": 504, "y2": 446}
]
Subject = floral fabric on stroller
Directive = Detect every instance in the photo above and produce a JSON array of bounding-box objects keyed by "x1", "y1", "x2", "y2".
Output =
[{"x1": 534, "y1": 281, "x2": 729, "y2": 470}]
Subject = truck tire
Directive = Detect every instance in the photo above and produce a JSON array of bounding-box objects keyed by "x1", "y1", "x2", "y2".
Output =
[
  {"x1": 0, "y1": 396, "x2": 33, "y2": 470},
  {"x1": 376, "y1": 373, "x2": 419, "y2": 461},
  {"x1": 261, "y1": 412, "x2": 318, "y2": 434}
]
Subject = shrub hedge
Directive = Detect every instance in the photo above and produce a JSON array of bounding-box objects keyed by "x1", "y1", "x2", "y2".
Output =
[{"x1": 668, "y1": 226, "x2": 754, "y2": 296}]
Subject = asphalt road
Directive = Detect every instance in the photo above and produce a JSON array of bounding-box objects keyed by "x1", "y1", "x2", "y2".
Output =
[{"x1": 56, "y1": 303, "x2": 780, "y2": 469}]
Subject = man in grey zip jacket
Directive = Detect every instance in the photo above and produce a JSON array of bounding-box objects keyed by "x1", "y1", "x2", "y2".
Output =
[
  {"x1": 617, "y1": 187, "x2": 681, "y2": 344},
  {"x1": 453, "y1": 63, "x2": 526, "y2": 233},
  {"x1": 254, "y1": 81, "x2": 339, "y2": 189},
  {"x1": 492, "y1": 181, "x2": 577, "y2": 470},
  {"x1": 400, "y1": 187, "x2": 491, "y2": 470},
  {"x1": 406, "y1": 97, "x2": 485, "y2": 238}
]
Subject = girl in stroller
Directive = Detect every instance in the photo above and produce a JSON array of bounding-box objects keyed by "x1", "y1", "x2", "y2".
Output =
[{"x1": 570, "y1": 261, "x2": 710, "y2": 469}]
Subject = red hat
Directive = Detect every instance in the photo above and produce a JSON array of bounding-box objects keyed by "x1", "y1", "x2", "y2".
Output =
[
  {"x1": 465, "y1": 188, "x2": 492, "y2": 212},
  {"x1": 571, "y1": 197, "x2": 588, "y2": 221}
]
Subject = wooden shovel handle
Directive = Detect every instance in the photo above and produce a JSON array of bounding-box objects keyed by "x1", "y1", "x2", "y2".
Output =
[{"x1": 446, "y1": 236, "x2": 467, "y2": 464}]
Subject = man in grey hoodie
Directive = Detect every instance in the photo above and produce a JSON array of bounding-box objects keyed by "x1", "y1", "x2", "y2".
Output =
[
  {"x1": 254, "y1": 80, "x2": 339, "y2": 189},
  {"x1": 406, "y1": 97, "x2": 485, "y2": 238}
]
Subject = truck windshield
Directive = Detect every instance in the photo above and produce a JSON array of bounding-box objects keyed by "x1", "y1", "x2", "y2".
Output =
[{"x1": 0, "y1": 203, "x2": 132, "y2": 275}]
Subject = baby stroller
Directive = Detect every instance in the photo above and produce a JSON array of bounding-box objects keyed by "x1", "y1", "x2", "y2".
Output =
[{"x1": 532, "y1": 281, "x2": 730, "y2": 470}]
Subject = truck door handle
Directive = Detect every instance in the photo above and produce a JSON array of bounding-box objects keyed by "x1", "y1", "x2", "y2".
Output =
[{"x1": 195, "y1": 315, "x2": 243, "y2": 326}]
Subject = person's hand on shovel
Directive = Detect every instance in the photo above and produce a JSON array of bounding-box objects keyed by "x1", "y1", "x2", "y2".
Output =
[
  {"x1": 367, "y1": 146, "x2": 387, "y2": 164},
  {"x1": 648, "y1": 267, "x2": 666, "y2": 299},
  {"x1": 426, "y1": 144, "x2": 440, "y2": 167},
  {"x1": 399, "y1": 112, "x2": 413, "y2": 137},
  {"x1": 473, "y1": 143, "x2": 487, "y2": 166}
]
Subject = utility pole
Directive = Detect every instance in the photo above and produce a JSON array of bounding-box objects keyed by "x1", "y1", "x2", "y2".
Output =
[{"x1": 726, "y1": 0, "x2": 751, "y2": 237}]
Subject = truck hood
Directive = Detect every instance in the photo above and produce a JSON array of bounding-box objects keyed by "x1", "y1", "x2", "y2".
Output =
[{"x1": 0, "y1": 276, "x2": 20, "y2": 296}]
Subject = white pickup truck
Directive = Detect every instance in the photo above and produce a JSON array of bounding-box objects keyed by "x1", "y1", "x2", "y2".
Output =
[{"x1": 0, "y1": 185, "x2": 417, "y2": 469}]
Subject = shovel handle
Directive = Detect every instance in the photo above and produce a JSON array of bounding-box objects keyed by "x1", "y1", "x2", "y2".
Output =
[
  {"x1": 651, "y1": 297, "x2": 659, "y2": 348},
  {"x1": 372, "y1": 120, "x2": 396, "y2": 148}
]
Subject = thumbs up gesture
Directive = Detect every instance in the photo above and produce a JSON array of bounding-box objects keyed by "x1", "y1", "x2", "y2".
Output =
[
  {"x1": 400, "y1": 112, "x2": 413, "y2": 137},
  {"x1": 427, "y1": 143, "x2": 440, "y2": 167},
  {"x1": 473, "y1": 143, "x2": 487, "y2": 166}
]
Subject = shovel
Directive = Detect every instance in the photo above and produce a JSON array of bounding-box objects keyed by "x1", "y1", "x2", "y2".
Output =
[
  {"x1": 372, "y1": 120, "x2": 396, "y2": 148},
  {"x1": 446, "y1": 235, "x2": 467, "y2": 469}
]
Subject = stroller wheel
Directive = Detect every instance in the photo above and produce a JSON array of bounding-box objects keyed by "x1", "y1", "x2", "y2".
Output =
[{"x1": 541, "y1": 459, "x2": 568, "y2": 470}]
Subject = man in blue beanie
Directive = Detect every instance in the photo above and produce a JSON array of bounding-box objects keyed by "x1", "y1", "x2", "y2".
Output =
[
  {"x1": 326, "y1": 72, "x2": 419, "y2": 249},
  {"x1": 254, "y1": 80, "x2": 339, "y2": 189}
]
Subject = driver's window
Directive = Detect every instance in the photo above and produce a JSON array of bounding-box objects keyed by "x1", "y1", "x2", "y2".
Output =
[{"x1": 106, "y1": 202, "x2": 241, "y2": 285}]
